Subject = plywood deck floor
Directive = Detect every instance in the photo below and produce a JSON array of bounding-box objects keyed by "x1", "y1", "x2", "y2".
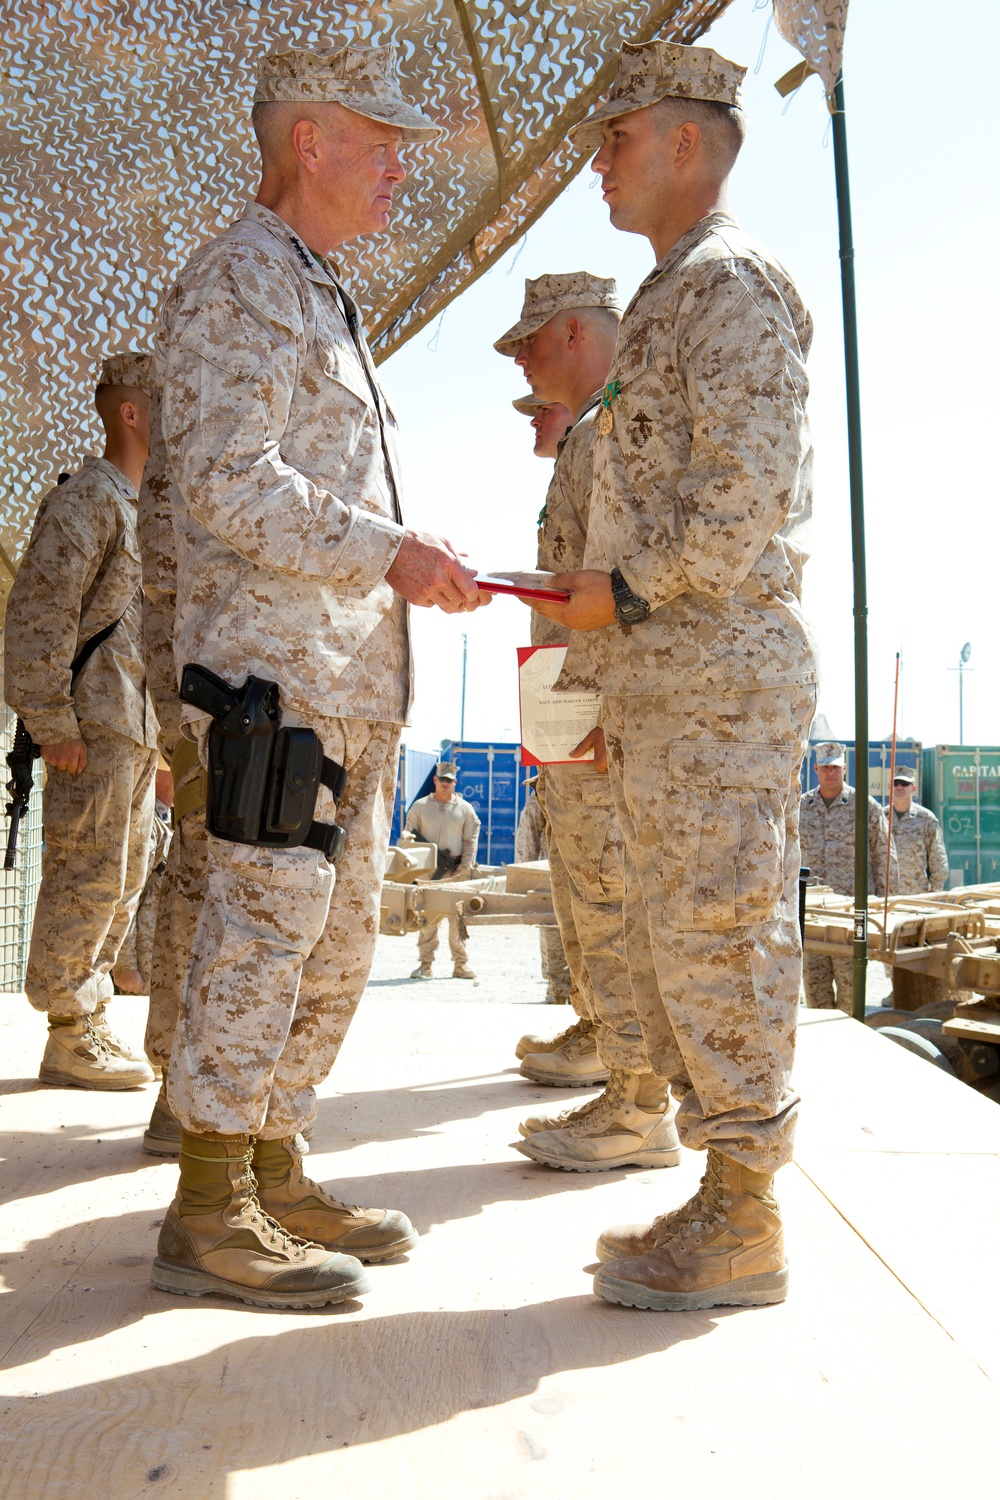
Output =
[{"x1": 1, "y1": 997, "x2": 998, "y2": 1500}]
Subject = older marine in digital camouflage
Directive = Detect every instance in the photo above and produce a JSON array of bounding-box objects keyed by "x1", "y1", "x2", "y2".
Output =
[
  {"x1": 531, "y1": 400, "x2": 648, "y2": 1073},
  {"x1": 4, "y1": 457, "x2": 159, "y2": 1019},
  {"x1": 799, "y1": 782, "x2": 896, "y2": 1012},
  {"x1": 563, "y1": 213, "x2": 819, "y2": 1170},
  {"x1": 891, "y1": 801, "x2": 949, "y2": 893},
  {"x1": 158, "y1": 201, "x2": 407, "y2": 1136}
]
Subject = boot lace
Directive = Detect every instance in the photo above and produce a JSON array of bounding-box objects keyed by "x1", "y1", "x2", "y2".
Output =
[
  {"x1": 238, "y1": 1155, "x2": 315, "y2": 1255},
  {"x1": 651, "y1": 1152, "x2": 734, "y2": 1247},
  {"x1": 566, "y1": 1069, "x2": 625, "y2": 1133}
]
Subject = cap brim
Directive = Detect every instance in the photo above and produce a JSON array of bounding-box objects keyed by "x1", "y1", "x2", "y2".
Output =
[
  {"x1": 512, "y1": 397, "x2": 544, "y2": 415},
  {"x1": 347, "y1": 95, "x2": 442, "y2": 142},
  {"x1": 493, "y1": 309, "x2": 554, "y2": 357},
  {"x1": 568, "y1": 96, "x2": 651, "y2": 153}
]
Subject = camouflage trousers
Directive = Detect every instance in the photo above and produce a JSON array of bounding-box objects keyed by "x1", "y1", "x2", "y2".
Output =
[
  {"x1": 602, "y1": 686, "x2": 816, "y2": 1173},
  {"x1": 167, "y1": 714, "x2": 399, "y2": 1137},
  {"x1": 143, "y1": 752, "x2": 208, "y2": 1072},
  {"x1": 535, "y1": 762, "x2": 648, "y2": 1073},
  {"x1": 417, "y1": 909, "x2": 468, "y2": 967},
  {"x1": 539, "y1": 924, "x2": 572, "y2": 1001},
  {"x1": 26, "y1": 724, "x2": 157, "y2": 1017},
  {"x1": 803, "y1": 951, "x2": 854, "y2": 1014},
  {"x1": 115, "y1": 811, "x2": 171, "y2": 984}
]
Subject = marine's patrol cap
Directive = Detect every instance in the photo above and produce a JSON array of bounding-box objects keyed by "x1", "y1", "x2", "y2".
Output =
[
  {"x1": 570, "y1": 41, "x2": 747, "y2": 152},
  {"x1": 254, "y1": 44, "x2": 442, "y2": 142},
  {"x1": 98, "y1": 351, "x2": 154, "y2": 394},
  {"x1": 512, "y1": 394, "x2": 550, "y2": 416},
  {"x1": 814, "y1": 741, "x2": 847, "y2": 767},
  {"x1": 435, "y1": 761, "x2": 458, "y2": 781},
  {"x1": 892, "y1": 765, "x2": 917, "y2": 784},
  {"x1": 494, "y1": 272, "x2": 622, "y2": 356}
]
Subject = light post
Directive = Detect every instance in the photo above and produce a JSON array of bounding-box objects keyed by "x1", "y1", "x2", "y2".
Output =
[{"x1": 957, "y1": 641, "x2": 972, "y2": 744}]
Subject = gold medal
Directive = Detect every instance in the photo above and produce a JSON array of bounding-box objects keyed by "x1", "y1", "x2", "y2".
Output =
[{"x1": 596, "y1": 406, "x2": 613, "y2": 435}]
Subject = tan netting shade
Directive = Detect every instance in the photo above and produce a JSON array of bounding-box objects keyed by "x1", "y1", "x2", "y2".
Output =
[{"x1": 0, "y1": 0, "x2": 730, "y2": 581}]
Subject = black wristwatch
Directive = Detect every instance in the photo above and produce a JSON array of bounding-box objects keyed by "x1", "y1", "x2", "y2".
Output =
[{"x1": 610, "y1": 567, "x2": 650, "y2": 626}]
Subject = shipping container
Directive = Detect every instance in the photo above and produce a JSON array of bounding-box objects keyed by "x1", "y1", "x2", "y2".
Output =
[
  {"x1": 800, "y1": 740, "x2": 922, "y2": 802},
  {"x1": 389, "y1": 744, "x2": 440, "y2": 845},
  {"x1": 920, "y1": 745, "x2": 1000, "y2": 887},
  {"x1": 440, "y1": 740, "x2": 523, "y2": 866}
]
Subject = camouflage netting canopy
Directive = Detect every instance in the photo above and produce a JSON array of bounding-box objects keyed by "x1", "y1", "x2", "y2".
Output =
[{"x1": 0, "y1": 0, "x2": 735, "y2": 580}]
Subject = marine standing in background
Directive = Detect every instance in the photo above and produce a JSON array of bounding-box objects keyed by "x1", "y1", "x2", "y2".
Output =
[
  {"x1": 498, "y1": 272, "x2": 680, "y2": 1175},
  {"x1": 511, "y1": 392, "x2": 573, "y2": 459},
  {"x1": 406, "y1": 761, "x2": 480, "y2": 980},
  {"x1": 888, "y1": 764, "x2": 948, "y2": 893},
  {"x1": 530, "y1": 42, "x2": 819, "y2": 1309},
  {"x1": 153, "y1": 43, "x2": 489, "y2": 1311},
  {"x1": 4, "y1": 352, "x2": 159, "y2": 1090},
  {"x1": 800, "y1": 740, "x2": 897, "y2": 1011}
]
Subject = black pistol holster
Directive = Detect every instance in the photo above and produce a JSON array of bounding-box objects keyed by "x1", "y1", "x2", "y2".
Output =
[{"x1": 179, "y1": 664, "x2": 347, "y2": 863}]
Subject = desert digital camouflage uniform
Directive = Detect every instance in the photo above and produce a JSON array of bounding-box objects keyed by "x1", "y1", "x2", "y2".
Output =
[
  {"x1": 516, "y1": 787, "x2": 572, "y2": 1001},
  {"x1": 405, "y1": 790, "x2": 480, "y2": 967},
  {"x1": 891, "y1": 802, "x2": 948, "y2": 893},
  {"x1": 136, "y1": 383, "x2": 210, "y2": 1075},
  {"x1": 799, "y1": 783, "x2": 896, "y2": 1011},
  {"x1": 159, "y1": 200, "x2": 409, "y2": 1137},
  {"x1": 4, "y1": 456, "x2": 159, "y2": 1018},
  {"x1": 561, "y1": 212, "x2": 819, "y2": 1171},
  {"x1": 115, "y1": 801, "x2": 172, "y2": 985},
  {"x1": 530, "y1": 402, "x2": 648, "y2": 1074}
]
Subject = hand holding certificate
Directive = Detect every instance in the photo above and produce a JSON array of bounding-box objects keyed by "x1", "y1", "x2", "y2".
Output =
[{"x1": 518, "y1": 644, "x2": 603, "y2": 766}]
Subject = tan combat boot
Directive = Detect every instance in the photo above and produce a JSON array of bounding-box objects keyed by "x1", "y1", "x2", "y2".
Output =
[
  {"x1": 152, "y1": 1132, "x2": 369, "y2": 1309},
  {"x1": 92, "y1": 999, "x2": 156, "y2": 1070},
  {"x1": 143, "y1": 1081, "x2": 181, "y2": 1157},
  {"x1": 517, "y1": 1017, "x2": 610, "y2": 1088},
  {"x1": 594, "y1": 1149, "x2": 788, "y2": 1310},
  {"x1": 517, "y1": 1090, "x2": 602, "y2": 1138},
  {"x1": 410, "y1": 963, "x2": 433, "y2": 980},
  {"x1": 39, "y1": 1015, "x2": 154, "y2": 1090},
  {"x1": 253, "y1": 1136, "x2": 418, "y2": 1263},
  {"x1": 452, "y1": 963, "x2": 476, "y2": 980},
  {"x1": 513, "y1": 1071, "x2": 681, "y2": 1171},
  {"x1": 515, "y1": 1014, "x2": 595, "y2": 1061}
]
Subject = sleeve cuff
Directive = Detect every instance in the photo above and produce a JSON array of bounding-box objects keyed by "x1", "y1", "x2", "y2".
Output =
[
  {"x1": 618, "y1": 552, "x2": 686, "y2": 614},
  {"x1": 21, "y1": 709, "x2": 81, "y2": 745},
  {"x1": 324, "y1": 508, "x2": 405, "y2": 591}
]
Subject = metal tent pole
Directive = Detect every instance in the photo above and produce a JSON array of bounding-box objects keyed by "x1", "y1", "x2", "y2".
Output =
[{"x1": 831, "y1": 73, "x2": 868, "y2": 1020}]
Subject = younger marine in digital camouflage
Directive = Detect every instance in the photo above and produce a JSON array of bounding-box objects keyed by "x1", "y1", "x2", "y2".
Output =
[
  {"x1": 406, "y1": 760, "x2": 480, "y2": 979},
  {"x1": 889, "y1": 764, "x2": 948, "y2": 893},
  {"x1": 498, "y1": 272, "x2": 679, "y2": 1173},
  {"x1": 530, "y1": 41, "x2": 819, "y2": 1310},
  {"x1": 4, "y1": 352, "x2": 159, "y2": 1091},
  {"x1": 800, "y1": 740, "x2": 897, "y2": 1012},
  {"x1": 153, "y1": 43, "x2": 490, "y2": 1312}
]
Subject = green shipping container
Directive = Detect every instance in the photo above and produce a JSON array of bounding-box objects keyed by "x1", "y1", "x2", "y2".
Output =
[{"x1": 921, "y1": 746, "x2": 1000, "y2": 887}]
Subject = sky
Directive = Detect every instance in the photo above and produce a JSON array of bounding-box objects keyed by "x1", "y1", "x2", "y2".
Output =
[{"x1": 379, "y1": 0, "x2": 999, "y2": 756}]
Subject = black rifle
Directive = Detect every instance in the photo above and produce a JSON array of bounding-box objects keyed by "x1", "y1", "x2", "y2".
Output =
[
  {"x1": 4, "y1": 611, "x2": 129, "y2": 868},
  {"x1": 4, "y1": 722, "x2": 38, "y2": 869}
]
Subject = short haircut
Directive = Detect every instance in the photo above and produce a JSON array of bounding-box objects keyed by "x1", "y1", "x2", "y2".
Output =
[
  {"x1": 652, "y1": 95, "x2": 746, "y2": 167},
  {"x1": 94, "y1": 384, "x2": 145, "y2": 426}
]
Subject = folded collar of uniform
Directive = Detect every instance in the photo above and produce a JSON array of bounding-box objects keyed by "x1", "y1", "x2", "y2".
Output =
[{"x1": 239, "y1": 201, "x2": 347, "y2": 288}]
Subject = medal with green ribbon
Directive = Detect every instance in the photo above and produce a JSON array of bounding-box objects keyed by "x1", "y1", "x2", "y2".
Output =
[{"x1": 596, "y1": 378, "x2": 621, "y2": 435}]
